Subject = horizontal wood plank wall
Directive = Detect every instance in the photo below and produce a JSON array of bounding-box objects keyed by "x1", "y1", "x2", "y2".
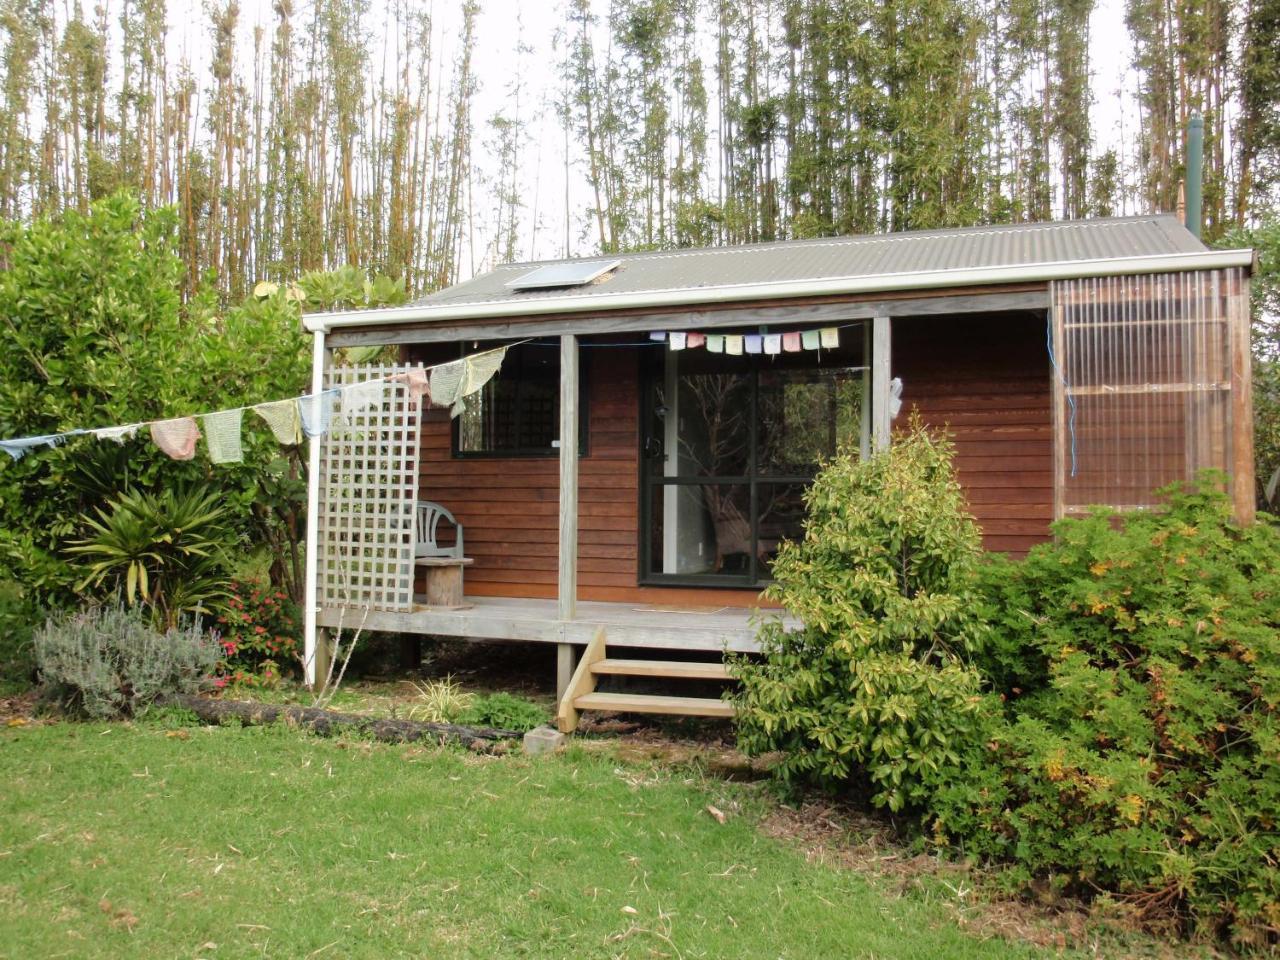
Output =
[
  {"x1": 405, "y1": 340, "x2": 768, "y2": 608},
  {"x1": 893, "y1": 312, "x2": 1053, "y2": 555}
]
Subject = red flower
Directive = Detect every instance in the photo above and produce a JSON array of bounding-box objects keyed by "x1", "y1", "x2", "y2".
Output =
[{"x1": 254, "y1": 625, "x2": 266, "y2": 635}]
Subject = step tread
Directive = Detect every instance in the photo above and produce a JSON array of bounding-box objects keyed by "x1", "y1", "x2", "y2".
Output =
[
  {"x1": 573, "y1": 692, "x2": 735, "y2": 718},
  {"x1": 591, "y1": 658, "x2": 732, "y2": 681}
]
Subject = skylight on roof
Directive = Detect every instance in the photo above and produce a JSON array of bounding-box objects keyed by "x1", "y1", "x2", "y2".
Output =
[{"x1": 506, "y1": 258, "x2": 621, "y2": 291}]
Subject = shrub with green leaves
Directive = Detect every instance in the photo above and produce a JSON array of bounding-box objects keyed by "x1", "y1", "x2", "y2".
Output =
[
  {"x1": 34, "y1": 605, "x2": 220, "y2": 719},
  {"x1": 458, "y1": 692, "x2": 548, "y2": 732},
  {"x1": 732, "y1": 419, "x2": 992, "y2": 811},
  {"x1": 935, "y1": 481, "x2": 1280, "y2": 945}
]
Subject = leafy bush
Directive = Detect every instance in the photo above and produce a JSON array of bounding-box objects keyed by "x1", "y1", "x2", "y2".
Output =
[
  {"x1": 458, "y1": 692, "x2": 548, "y2": 732},
  {"x1": 213, "y1": 579, "x2": 301, "y2": 688},
  {"x1": 34, "y1": 605, "x2": 220, "y2": 718},
  {"x1": 0, "y1": 580, "x2": 38, "y2": 686},
  {"x1": 732, "y1": 420, "x2": 992, "y2": 810},
  {"x1": 934, "y1": 481, "x2": 1280, "y2": 945},
  {"x1": 66, "y1": 486, "x2": 235, "y2": 627}
]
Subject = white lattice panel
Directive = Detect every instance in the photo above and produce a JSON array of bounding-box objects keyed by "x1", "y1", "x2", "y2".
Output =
[{"x1": 317, "y1": 364, "x2": 423, "y2": 611}]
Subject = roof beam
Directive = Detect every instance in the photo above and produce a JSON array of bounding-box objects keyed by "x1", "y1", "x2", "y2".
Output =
[{"x1": 325, "y1": 289, "x2": 1049, "y2": 348}]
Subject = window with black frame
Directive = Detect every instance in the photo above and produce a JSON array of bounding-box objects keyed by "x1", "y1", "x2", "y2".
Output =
[
  {"x1": 453, "y1": 342, "x2": 586, "y2": 457},
  {"x1": 641, "y1": 327, "x2": 867, "y2": 586}
]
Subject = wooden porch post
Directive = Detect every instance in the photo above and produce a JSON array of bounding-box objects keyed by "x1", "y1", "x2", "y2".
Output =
[
  {"x1": 303, "y1": 329, "x2": 327, "y2": 688},
  {"x1": 557, "y1": 334, "x2": 579, "y2": 699},
  {"x1": 871, "y1": 315, "x2": 892, "y2": 451},
  {"x1": 1229, "y1": 279, "x2": 1255, "y2": 524}
]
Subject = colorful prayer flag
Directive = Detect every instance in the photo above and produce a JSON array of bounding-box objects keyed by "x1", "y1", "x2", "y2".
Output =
[
  {"x1": 744, "y1": 335, "x2": 763, "y2": 354},
  {"x1": 706, "y1": 334, "x2": 724, "y2": 353},
  {"x1": 0, "y1": 433, "x2": 67, "y2": 461},
  {"x1": 342, "y1": 377, "x2": 386, "y2": 419},
  {"x1": 201, "y1": 408, "x2": 243, "y2": 464},
  {"x1": 649, "y1": 331, "x2": 667, "y2": 341},
  {"x1": 782, "y1": 331, "x2": 802, "y2": 353},
  {"x1": 299, "y1": 390, "x2": 340, "y2": 438},
  {"x1": 90, "y1": 424, "x2": 141, "y2": 444},
  {"x1": 253, "y1": 400, "x2": 301, "y2": 445},
  {"x1": 763, "y1": 334, "x2": 782, "y2": 355},
  {"x1": 820, "y1": 327, "x2": 840, "y2": 349},
  {"x1": 150, "y1": 417, "x2": 201, "y2": 460},
  {"x1": 687, "y1": 333, "x2": 706, "y2": 349},
  {"x1": 669, "y1": 332, "x2": 687, "y2": 351},
  {"x1": 801, "y1": 330, "x2": 820, "y2": 351},
  {"x1": 726, "y1": 335, "x2": 744, "y2": 356}
]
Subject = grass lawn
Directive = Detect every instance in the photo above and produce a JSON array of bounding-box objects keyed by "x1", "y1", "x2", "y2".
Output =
[{"x1": 0, "y1": 717, "x2": 1074, "y2": 960}]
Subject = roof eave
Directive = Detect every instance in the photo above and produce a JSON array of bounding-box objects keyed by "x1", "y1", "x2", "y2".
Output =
[{"x1": 303, "y1": 248, "x2": 1256, "y2": 334}]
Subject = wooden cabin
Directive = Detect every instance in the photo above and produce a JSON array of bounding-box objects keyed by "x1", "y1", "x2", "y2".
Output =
[{"x1": 299, "y1": 216, "x2": 1255, "y2": 728}]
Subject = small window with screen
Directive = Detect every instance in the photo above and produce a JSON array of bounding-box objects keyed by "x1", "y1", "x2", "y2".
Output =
[{"x1": 453, "y1": 342, "x2": 587, "y2": 457}]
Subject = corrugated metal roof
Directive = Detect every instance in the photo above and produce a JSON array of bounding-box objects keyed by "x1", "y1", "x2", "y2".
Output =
[{"x1": 414, "y1": 215, "x2": 1205, "y2": 310}]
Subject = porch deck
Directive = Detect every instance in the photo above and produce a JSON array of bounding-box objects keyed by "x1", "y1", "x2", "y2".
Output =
[{"x1": 316, "y1": 596, "x2": 787, "y2": 653}]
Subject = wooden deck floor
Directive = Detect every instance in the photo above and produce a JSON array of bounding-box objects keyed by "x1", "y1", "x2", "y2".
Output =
[{"x1": 316, "y1": 596, "x2": 792, "y2": 652}]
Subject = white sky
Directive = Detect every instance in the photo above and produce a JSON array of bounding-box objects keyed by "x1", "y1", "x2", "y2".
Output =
[{"x1": 176, "y1": 0, "x2": 1142, "y2": 277}]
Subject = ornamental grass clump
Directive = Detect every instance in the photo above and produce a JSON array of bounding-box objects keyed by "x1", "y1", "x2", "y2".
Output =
[
  {"x1": 733, "y1": 418, "x2": 993, "y2": 812},
  {"x1": 34, "y1": 605, "x2": 220, "y2": 718}
]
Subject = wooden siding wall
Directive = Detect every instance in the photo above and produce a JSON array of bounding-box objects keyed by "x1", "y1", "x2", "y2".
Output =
[
  {"x1": 406, "y1": 341, "x2": 768, "y2": 607},
  {"x1": 406, "y1": 311, "x2": 1052, "y2": 605},
  {"x1": 894, "y1": 312, "x2": 1053, "y2": 555}
]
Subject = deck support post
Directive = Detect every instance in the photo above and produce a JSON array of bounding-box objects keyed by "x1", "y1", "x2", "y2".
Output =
[
  {"x1": 871, "y1": 315, "x2": 892, "y2": 451},
  {"x1": 557, "y1": 334, "x2": 579, "y2": 699},
  {"x1": 303, "y1": 329, "x2": 327, "y2": 688}
]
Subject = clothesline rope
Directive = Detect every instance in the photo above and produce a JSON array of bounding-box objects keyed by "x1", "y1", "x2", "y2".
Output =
[{"x1": 0, "y1": 340, "x2": 524, "y2": 457}]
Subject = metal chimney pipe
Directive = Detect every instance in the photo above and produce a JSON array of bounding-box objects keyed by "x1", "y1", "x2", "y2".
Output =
[{"x1": 1186, "y1": 113, "x2": 1204, "y2": 239}]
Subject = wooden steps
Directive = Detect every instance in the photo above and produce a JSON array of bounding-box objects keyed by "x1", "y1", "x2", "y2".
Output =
[
  {"x1": 590, "y1": 658, "x2": 731, "y2": 681},
  {"x1": 572, "y1": 692, "x2": 734, "y2": 718},
  {"x1": 556, "y1": 629, "x2": 736, "y2": 733}
]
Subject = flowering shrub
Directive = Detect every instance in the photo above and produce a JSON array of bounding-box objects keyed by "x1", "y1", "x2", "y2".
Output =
[{"x1": 214, "y1": 580, "x2": 300, "y2": 688}]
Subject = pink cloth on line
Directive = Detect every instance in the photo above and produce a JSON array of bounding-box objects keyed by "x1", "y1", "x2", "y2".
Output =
[
  {"x1": 150, "y1": 417, "x2": 201, "y2": 460},
  {"x1": 686, "y1": 332, "x2": 706, "y2": 349},
  {"x1": 782, "y1": 331, "x2": 802, "y2": 353},
  {"x1": 391, "y1": 369, "x2": 431, "y2": 402}
]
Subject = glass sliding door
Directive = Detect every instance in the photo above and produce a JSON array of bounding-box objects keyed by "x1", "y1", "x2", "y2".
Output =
[{"x1": 641, "y1": 326, "x2": 867, "y2": 586}]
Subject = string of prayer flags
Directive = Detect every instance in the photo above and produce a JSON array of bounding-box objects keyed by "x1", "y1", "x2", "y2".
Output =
[
  {"x1": 201, "y1": 408, "x2": 244, "y2": 464},
  {"x1": 253, "y1": 399, "x2": 301, "y2": 445},
  {"x1": 745, "y1": 334, "x2": 762, "y2": 354},
  {"x1": 725, "y1": 335, "x2": 744, "y2": 356},
  {"x1": 151, "y1": 417, "x2": 201, "y2": 461},
  {"x1": 657, "y1": 326, "x2": 843, "y2": 357},
  {"x1": 299, "y1": 390, "x2": 340, "y2": 438},
  {"x1": 820, "y1": 327, "x2": 840, "y2": 349},
  {"x1": 763, "y1": 334, "x2": 782, "y2": 355},
  {"x1": 0, "y1": 433, "x2": 68, "y2": 461},
  {"x1": 801, "y1": 330, "x2": 821, "y2": 351},
  {"x1": 706, "y1": 334, "x2": 725, "y2": 353},
  {"x1": 91, "y1": 424, "x2": 142, "y2": 444}
]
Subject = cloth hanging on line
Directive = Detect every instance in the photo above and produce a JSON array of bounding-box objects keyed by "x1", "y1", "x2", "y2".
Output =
[
  {"x1": 669, "y1": 332, "x2": 687, "y2": 351},
  {"x1": 889, "y1": 377, "x2": 904, "y2": 418},
  {"x1": 744, "y1": 334, "x2": 763, "y2": 354},
  {"x1": 801, "y1": 330, "x2": 820, "y2": 351},
  {"x1": 706, "y1": 334, "x2": 725, "y2": 353},
  {"x1": 201, "y1": 408, "x2": 243, "y2": 464},
  {"x1": 686, "y1": 333, "x2": 706, "y2": 349},
  {"x1": 253, "y1": 399, "x2": 301, "y2": 445},
  {"x1": 299, "y1": 390, "x2": 340, "y2": 438},
  {"x1": 763, "y1": 334, "x2": 782, "y2": 355},
  {"x1": 725, "y1": 335, "x2": 744, "y2": 356},
  {"x1": 342, "y1": 378, "x2": 386, "y2": 419},
  {"x1": 150, "y1": 417, "x2": 201, "y2": 460},
  {"x1": 429, "y1": 359, "x2": 466, "y2": 415},
  {"x1": 462, "y1": 348, "x2": 506, "y2": 397},
  {"x1": 90, "y1": 424, "x2": 142, "y2": 444},
  {"x1": 0, "y1": 433, "x2": 67, "y2": 461},
  {"x1": 782, "y1": 331, "x2": 802, "y2": 353},
  {"x1": 820, "y1": 327, "x2": 840, "y2": 349},
  {"x1": 649, "y1": 331, "x2": 667, "y2": 342},
  {"x1": 390, "y1": 368, "x2": 430, "y2": 402}
]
